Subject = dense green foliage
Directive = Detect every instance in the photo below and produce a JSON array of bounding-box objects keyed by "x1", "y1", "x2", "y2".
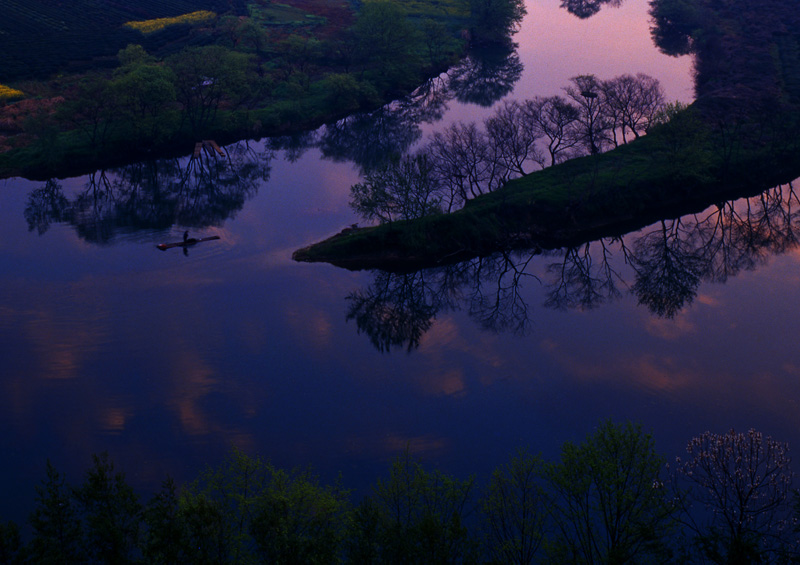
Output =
[
  {"x1": 2, "y1": 0, "x2": 520, "y2": 179},
  {"x1": 2, "y1": 422, "x2": 800, "y2": 563}
]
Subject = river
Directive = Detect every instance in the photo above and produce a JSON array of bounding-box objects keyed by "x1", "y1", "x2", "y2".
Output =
[{"x1": 4, "y1": 0, "x2": 799, "y2": 528}]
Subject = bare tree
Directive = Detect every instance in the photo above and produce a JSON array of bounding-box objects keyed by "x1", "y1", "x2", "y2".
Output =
[
  {"x1": 519, "y1": 96, "x2": 582, "y2": 167},
  {"x1": 601, "y1": 73, "x2": 665, "y2": 145},
  {"x1": 429, "y1": 122, "x2": 505, "y2": 210},
  {"x1": 564, "y1": 74, "x2": 612, "y2": 155},
  {"x1": 484, "y1": 100, "x2": 543, "y2": 180},
  {"x1": 671, "y1": 429, "x2": 796, "y2": 563}
]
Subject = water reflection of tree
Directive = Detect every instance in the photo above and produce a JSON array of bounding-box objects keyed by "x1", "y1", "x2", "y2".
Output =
[
  {"x1": 560, "y1": 0, "x2": 623, "y2": 19},
  {"x1": 345, "y1": 252, "x2": 538, "y2": 352},
  {"x1": 345, "y1": 270, "x2": 441, "y2": 353},
  {"x1": 447, "y1": 46, "x2": 523, "y2": 108},
  {"x1": 347, "y1": 183, "x2": 800, "y2": 350},
  {"x1": 629, "y1": 219, "x2": 703, "y2": 318},
  {"x1": 544, "y1": 241, "x2": 625, "y2": 311},
  {"x1": 24, "y1": 141, "x2": 270, "y2": 244}
]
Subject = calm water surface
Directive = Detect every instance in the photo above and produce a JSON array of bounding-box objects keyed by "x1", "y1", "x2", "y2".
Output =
[{"x1": 3, "y1": 0, "x2": 798, "y2": 525}]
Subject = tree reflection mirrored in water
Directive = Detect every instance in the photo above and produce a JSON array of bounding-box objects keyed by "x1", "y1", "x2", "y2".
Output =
[
  {"x1": 446, "y1": 45, "x2": 523, "y2": 108},
  {"x1": 24, "y1": 140, "x2": 270, "y2": 244},
  {"x1": 347, "y1": 182, "x2": 800, "y2": 351},
  {"x1": 560, "y1": 0, "x2": 623, "y2": 19},
  {"x1": 22, "y1": 43, "x2": 523, "y2": 238}
]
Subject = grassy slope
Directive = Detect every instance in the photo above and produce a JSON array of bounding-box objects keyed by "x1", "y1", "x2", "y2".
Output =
[{"x1": 293, "y1": 119, "x2": 800, "y2": 271}]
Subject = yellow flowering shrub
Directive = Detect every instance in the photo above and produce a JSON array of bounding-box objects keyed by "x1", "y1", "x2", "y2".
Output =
[
  {"x1": 0, "y1": 85, "x2": 24, "y2": 101},
  {"x1": 125, "y1": 11, "x2": 216, "y2": 35}
]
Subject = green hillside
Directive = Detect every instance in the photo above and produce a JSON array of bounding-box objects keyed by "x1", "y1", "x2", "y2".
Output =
[{"x1": 0, "y1": 0, "x2": 249, "y2": 81}]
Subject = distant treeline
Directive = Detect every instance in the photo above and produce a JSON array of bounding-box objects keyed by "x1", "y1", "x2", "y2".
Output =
[{"x1": 1, "y1": 421, "x2": 798, "y2": 563}]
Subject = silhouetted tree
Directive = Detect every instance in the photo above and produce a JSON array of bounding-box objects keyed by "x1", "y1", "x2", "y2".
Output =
[
  {"x1": 481, "y1": 449, "x2": 547, "y2": 564},
  {"x1": 564, "y1": 74, "x2": 611, "y2": 155},
  {"x1": 350, "y1": 153, "x2": 443, "y2": 224},
  {"x1": 671, "y1": 429, "x2": 795, "y2": 563},
  {"x1": 601, "y1": 73, "x2": 665, "y2": 145},
  {"x1": 546, "y1": 421, "x2": 674, "y2": 563},
  {"x1": 520, "y1": 96, "x2": 581, "y2": 166}
]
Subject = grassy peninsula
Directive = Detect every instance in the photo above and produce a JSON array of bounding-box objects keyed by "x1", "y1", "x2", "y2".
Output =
[
  {"x1": 0, "y1": 0, "x2": 524, "y2": 179},
  {"x1": 294, "y1": 0, "x2": 800, "y2": 271}
]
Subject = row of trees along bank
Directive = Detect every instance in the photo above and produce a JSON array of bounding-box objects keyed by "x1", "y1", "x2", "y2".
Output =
[{"x1": 1, "y1": 422, "x2": 798, "y2": 563}]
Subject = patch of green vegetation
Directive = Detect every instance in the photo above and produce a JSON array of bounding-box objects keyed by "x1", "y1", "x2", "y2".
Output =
[
  {"x1": 0, "y1": 0, "x2": 487, "y2": 179},
  {"x1": 249, "y1": 3, "x2": 327, "y2": 27},
  {"x1": 0, "y1": 0, "x2": 249, "y2": 81}
]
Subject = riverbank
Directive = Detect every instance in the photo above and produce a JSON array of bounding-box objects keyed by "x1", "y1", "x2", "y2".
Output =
[
  {"x1": 0, "y1": 0, "x2": 479, "y2": 180},
  {"x1": 293, "y1": 103, "x2": 800, "y2": 271},
  {"x1": 294, "y1": 0, "x2": 800, "y2": 271}
]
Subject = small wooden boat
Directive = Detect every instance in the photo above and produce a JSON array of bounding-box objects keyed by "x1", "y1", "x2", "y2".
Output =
[{"x1": 157, "y1": 234, "x2": 220, "y2": 251}]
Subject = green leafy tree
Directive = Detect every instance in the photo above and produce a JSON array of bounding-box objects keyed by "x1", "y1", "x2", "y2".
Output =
[
  {"x1": 0, "y1": 520, "x2": 23, "y2": 564},
  {"x1": 167, "y1": 45, "x2": 252, "y2": 135},
  {"x1": 249, "y1": 467, "x2": 349, "y2": 564},
  {"x1": 57, "y1": 74, "x2": 119, "y2": 151},
  {"x1": 110, "y1": 63, "x2": 177, "y2": 144},
  {"x1": 179, "y1": 448, "x2": 349, "y2": 564},
  {"x1": 73, "y1": 453, "x2": 142, "y2": 565},
  {"x1": 481, "y1": 449, "x2": 547, "y2": 564},
  {"x1": 28, "y1": 460, "x2": 85, "y2": 564},
  {"x1": 180, "y1": 449, "x2": 267, "y2": 563},
  {"x1": 545, "y1": 420, "x2": 674, "y2": 564},
  {"x1": 143, "y1": 477, "x2": 187, "y2": 564},
  {"x1": 352, "y1": 1, "x2": 422, "y2": 81},
  {"x1": 347, "y1": 450, "x2": 476, "y2": 564}
]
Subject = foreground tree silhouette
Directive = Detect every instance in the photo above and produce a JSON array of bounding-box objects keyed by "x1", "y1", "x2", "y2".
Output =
[
  {"x1": 28, "y1": 461, "x2": 85, "y2": 563},
  {"x1": 74, "y1": 453, "x2": 142, "y2": 565},
  {"x1": 671, "y1": 429, "x2": 795, "y2": 563},
  {"x1": 347, "y1": 450, "x2": 476, "y2": 564},
  {"x1": 481, "y1": 449, "x2": 547, "y2": 564},
  {"x1": 546, "y1": 420, "x2": 674, "y2": 563}
]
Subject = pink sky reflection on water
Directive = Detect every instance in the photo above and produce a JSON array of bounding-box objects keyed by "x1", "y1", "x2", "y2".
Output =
[
  {"x1": 516, "y1": 0, "x2": 694, "y2": 101},
  {"x1": 436, "y1": 0, "x2": 694, "y2": 127}
]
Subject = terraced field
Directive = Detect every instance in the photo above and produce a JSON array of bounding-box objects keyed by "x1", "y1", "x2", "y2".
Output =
[{"x1": 0, "y1": 0, "x2": 249, "y2": 80}]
